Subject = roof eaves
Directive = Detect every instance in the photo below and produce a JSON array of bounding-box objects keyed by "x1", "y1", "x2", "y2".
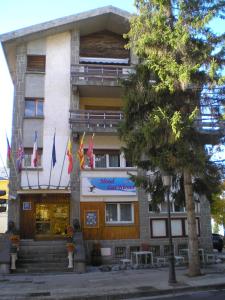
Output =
[{"x1": 0, "y1": 5, "x2": 131, "y2": 43}]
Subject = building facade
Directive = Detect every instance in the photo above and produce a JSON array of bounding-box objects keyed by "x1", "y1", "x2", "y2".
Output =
[
  {"x1": 0, "y1": 6, "x2": 212, "y2": 264},
  {"x1": 0, "y1": 177, "x2": 9, "y2": 233}
]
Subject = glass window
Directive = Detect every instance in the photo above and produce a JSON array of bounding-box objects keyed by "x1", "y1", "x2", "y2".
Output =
[
  {"x1": 95, "y1": 154, "x2": 106, "y2": 168},
  {"x1": 109, "y1": 153, "x2": 120, "y2": 167},
  {"x1": 120, "y1": 203, "x2": 132, "y2": 221},
  {"x1": 106, "y1": 204, "x2": 117, "y2": 222},
  {"x1": 105, "y1": 203, "x2": 133, "y2": 223},
  {"x1": 151, "y1": 219, "x2": 167, "y2": 237},
  {"x1": 25, "y1": 98, "x2": 44, "y2": 117},
  {"x1": 24, "y1": 148, "x2": 42, "y2": 167},
  {"x1": 37, "y1": 101, "x2": 44, "y2": 116},
  {"x1": 25, "y1": 100, "x2": 36, "y2": 117},
  {"x1": 174, "y1": 203, "x2": 185, "y2": 212}
]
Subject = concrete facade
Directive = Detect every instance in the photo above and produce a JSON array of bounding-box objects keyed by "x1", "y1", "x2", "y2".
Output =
[{"x1": 0, "y1": 6, "x2": 213, "y2": 263}]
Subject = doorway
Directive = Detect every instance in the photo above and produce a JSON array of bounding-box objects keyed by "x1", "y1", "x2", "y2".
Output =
[{"x1": 35, "y1": 202, "x2": 69, "y2": 239}]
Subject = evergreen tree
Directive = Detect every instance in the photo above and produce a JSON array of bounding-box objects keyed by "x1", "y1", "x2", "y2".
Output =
[{"x1": 120, "y1": 0, "x2": 225, "y2": 276}]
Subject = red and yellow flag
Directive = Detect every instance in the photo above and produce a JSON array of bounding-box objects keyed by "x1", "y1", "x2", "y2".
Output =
[
  {"x1": 87, "y1": 133, "x2": 94, "y2": 169},
  {"x1": 67, "y1": 137, "x2": 73, "y2": 174},
  {"x1": 77, "y1": 132, "x2": 85, "y2": 170}
]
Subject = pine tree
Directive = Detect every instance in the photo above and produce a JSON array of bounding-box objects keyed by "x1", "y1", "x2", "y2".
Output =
[{"x1": 120, "y1": 0, "x2": 225, "y2": 276}]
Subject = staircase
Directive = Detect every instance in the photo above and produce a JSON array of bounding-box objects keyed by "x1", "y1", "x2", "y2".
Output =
[{"x1": 15, "y1": 240, "x2": 69, "y2": 273}]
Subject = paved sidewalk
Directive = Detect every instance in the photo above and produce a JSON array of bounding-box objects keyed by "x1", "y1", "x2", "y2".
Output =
[{"x1": 0, "y1": 263, "x2": 225, "y2": 299}]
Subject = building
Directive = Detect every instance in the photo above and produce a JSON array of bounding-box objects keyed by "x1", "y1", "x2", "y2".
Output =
[
  {"x1": 0, "y1": 177, "x2": 9, "y2": 233},
  {"x1": 0, "y1": 6, "x2": 212, "y2": 267}
]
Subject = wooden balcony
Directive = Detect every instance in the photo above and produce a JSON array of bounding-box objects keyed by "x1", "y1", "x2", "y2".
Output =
[
  {"x1": 71, "y1": 64, "x2": 134, "y2": 87},
  {"x1": 69, "y1": 109, "x2": 123, "y2": 133}
]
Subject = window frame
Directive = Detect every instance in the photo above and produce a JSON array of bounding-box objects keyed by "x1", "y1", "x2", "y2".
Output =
[
  {"x1": 27, "y1": 55, "x2": 46, "y2": 72},
  {"x1": 23, "y1": 148, "x2": 43, "y2": 168},
  {"x1": 24, "y1": 97, "x2": 44, "y2": 118},
  {"x1": 150, "y1": 217, "x2": 200, "y2": 238},
  {"x1": 105, "y1": 202, "x2": 134, "y2": 224}
]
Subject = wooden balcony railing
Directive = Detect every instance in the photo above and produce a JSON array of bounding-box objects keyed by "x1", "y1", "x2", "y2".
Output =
[
  {"x1": 71, "y1": 64, "x2": 134, "y2": 85},
  {"x1": 69, "y1": 109, "x2": 124, "y2": 132}
]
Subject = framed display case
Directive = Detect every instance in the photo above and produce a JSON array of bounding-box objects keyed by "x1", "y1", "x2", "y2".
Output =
[{"x1": 84, "y1": 210, "x2": 99, "y2": 228}]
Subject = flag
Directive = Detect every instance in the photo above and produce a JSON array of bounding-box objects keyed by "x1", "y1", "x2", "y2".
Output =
[
  {"x1": 67, "y1": 137, "x2": 73, "y2": 174},
  {"x1": 16, "y1": 144, "x2": 24, "y2": 173},
  {"x1": 77, "y1": 132, "x2": 85, "y2": 170},
  {"x1": 6, "y1": 135, "x2": 11, "y2": 162},
  {"x1": 52, "y1": 132, "x2": 56, "y2": 168},
  {"x1": 31, "y1": 131, "x2": 38, "y2": 167},
  {"x1": 87, "y1": 133, "x2": 94, "y2": 169}
]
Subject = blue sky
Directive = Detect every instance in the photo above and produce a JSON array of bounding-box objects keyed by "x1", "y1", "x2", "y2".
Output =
[{"x1": 0, "y1": 0, "x2": 135, "y2": 169}]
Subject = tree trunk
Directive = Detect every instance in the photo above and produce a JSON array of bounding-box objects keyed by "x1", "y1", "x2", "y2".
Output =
[{"x1": 183, "y1": 169, "x2": 201, "y2": 276}]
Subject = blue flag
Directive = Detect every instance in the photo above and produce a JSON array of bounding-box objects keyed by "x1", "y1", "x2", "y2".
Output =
[{"x1": 52, "y1": 133, "x2": 56, "y2": 167}]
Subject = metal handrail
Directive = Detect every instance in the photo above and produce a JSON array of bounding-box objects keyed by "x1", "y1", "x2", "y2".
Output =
[{"x1": 71, "y1": 64, "x2": 134, "y2": 82}]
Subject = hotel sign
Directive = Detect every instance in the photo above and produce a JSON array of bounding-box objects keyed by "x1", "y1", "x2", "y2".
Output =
[{"x1": 82, "y1": 177, "x2": 136, "y2": 196}]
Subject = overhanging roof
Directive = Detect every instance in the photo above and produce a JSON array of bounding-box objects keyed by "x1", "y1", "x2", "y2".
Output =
[{"x1": 0, "y1": 6, "x2": 131, "y2": 82}]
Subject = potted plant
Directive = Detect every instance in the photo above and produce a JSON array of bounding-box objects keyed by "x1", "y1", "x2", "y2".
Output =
[{"x1": 67, "y1": 225, "x2": 75, "y2": 238}]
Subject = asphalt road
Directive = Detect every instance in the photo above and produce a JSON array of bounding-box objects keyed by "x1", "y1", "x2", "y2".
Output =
[{"x1": 128, "y1": 289, "x2": 225, "y2": 300}]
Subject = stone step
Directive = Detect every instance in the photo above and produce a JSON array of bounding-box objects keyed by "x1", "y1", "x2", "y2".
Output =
[
  {"x1": 16, "y1": 240, "x2": 69, "y2": 273},
  {"x1": 19, "y1": 247, "x2": 67, "y2": 254},
  {"x1": 14, "y1": 266, "x2": 71, "y2": 274}
]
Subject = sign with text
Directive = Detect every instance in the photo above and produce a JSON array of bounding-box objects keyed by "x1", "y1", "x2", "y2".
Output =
[{"x1": 82, "y1": 177, "x2": 136, "y2": 196}]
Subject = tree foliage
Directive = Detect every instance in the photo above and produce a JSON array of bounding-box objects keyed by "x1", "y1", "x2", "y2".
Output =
[{"x1": 120, "y1": 0, "x2": 225, "y2": 276}]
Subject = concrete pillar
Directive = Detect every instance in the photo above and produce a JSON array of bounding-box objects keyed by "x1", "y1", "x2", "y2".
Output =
[
  {"x1": 70, "y1": 29, "x2": 81, "y2": 224},
  {"x1": 8, "y1": 44, "x2": 27, "y2": 230},
  {"x1": 199, "y1": 195, "x2": 213, "y2": 252},
  {"x1": 138, "y1": 169, "x2": 150, "y2": 242}
]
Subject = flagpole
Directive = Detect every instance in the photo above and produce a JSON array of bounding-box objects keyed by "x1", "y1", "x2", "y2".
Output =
[
  {"x1": 11, "y1": 149, "x2": 20, "y2": 187},
  {"x1": 19, "y1": 129, "x2": 31, "y2": 189},
  {"x1": 48, "y1": 130, "x2": 56, "y2": 188},
  {"x1": 0, "y1": 152, "x2": 9, "y2": 179},
  {"x1": 58, "y1": 136, "x2": 69, "y2": 188}
]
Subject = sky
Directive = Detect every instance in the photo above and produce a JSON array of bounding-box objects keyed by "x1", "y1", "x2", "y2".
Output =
[
  {"x1": 0, "y1": 0, "x2": 136, "y2": 170},
  {"x1": 0, "y1": 0, "x2": 224, "y2": 171}
]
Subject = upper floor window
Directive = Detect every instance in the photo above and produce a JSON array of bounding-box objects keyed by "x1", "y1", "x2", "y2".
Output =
[
  {"x1": 27, "y1": 55, "x2": 46, "y2": 72},
  {"x1": 25, "y1": 98, "x2": 44, "y2": 117},
  {"x1": 24, "y1": 148, "x2": 42, "y2": 168},
  {"x1": 95, "y1": 151, "x2": 120, "y2": 168}
]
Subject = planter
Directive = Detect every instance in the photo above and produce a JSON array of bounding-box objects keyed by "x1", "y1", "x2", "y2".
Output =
[
  {"x1": 9, "y1": 235, "x2": 20, "y2": 251},
  {"x1": 68, "y1": 251, "x2": 73, "y2": 269},
  {"x1": 67, "y1": 226, "x2": 74, "y2": 238},
  {"x1": 10, "y1": 253, "x2": 17, "y2": 270},
  {"x1": 66, "y1": 243, "x2": 75, "y2": 252}
]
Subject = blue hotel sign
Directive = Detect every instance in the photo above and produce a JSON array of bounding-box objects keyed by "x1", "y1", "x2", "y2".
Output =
[{"x1": 82, "y1": 177, "x2": 136, "y2": 196}]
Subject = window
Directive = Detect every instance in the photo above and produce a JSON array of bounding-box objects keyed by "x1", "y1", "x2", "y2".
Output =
[
  {"x1": 151, "y1": 219, "x2": 167, "y2": 237},
  {"x1": 27, "y1": 55, "x2": 46, "y2": 72},
  {"x1": 95, "y1": 153, "x2": 107, "y2": 168},
  {"x1": 25, "y1": 98, "x2": 44, "y2": 117},
  {"x1": 115, "y1": 247, "x2": 126, "y2": 258},
  {"x1": 150, "y1": 217, "x2": 200, "y2": 238},
  {"x1": 94, "y1": 150, "x2": 120, "y2": 168},
  {"x1": 24, "y1": 148, "x2": 42, "y2": 168},
  {"x1": 105, "y1": 203, "x2": 134, "y2": 224}
]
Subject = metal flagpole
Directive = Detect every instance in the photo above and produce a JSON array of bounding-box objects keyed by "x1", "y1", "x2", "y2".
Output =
[
  {"x1": 0, "y1": 152, "x2": 9, "y2": 179},
  {"x1": 58, "y1": 136, "x2": 69, "y2": 188},
  {"x1": 19, "y1": 129, "x2": 31, "y2": 189},
  {"x1": 48, "y1": 130, "x2": 56, "y2": 188}
]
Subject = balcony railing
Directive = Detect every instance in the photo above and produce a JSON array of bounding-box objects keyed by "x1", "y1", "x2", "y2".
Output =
[
  {"x1": 71, "y1": 64, "x2": 134, "y2": 85},
  {"x1": 69, "y1": 109, "x2": 123, "y2": 133}
]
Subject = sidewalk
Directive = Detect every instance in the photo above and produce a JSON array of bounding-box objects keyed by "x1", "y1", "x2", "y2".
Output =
[{"x1": 0, "y1": 263, "x2": 225, "y2": 299}]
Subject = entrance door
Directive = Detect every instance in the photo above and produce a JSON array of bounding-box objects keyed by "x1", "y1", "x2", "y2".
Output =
[{"x1": 35, "y1": 203, "x2": 69, "y2": 239}]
